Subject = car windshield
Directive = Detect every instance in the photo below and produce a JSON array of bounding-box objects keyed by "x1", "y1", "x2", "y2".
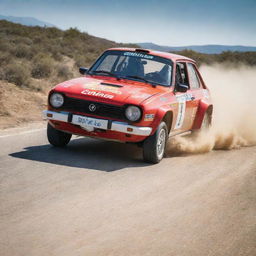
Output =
[{"x1": 88, "y1": 50, "x2": 173, "y2": 87}]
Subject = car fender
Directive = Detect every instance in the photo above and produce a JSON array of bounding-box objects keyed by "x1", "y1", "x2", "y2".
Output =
[
  {"x1": 149, "y1": 105, "x2": 174, "y2": 135},
  {"x1": 192, "y1": 99, "x2": 213, "y2": 130}
]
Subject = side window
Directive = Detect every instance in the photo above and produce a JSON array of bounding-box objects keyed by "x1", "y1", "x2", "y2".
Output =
[
  {"x1": 175, "y1": 62, "x2": 188, "y2": 85},
  {"x1": 187, "y1": 63, "x2": 200, "y2": 89}
]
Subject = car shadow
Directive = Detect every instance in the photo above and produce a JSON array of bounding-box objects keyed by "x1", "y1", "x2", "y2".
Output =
[{"x1": 9, "y1": 137, "x2": 150, "y2": 172}]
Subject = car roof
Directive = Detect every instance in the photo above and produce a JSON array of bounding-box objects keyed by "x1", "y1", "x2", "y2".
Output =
[{"x1": 107, "y1": 47, "x2": 195, "y2": 63}]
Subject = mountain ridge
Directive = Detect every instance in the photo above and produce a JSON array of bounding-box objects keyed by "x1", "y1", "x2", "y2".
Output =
[
  {"x1": 138, "y1": 42, "x2": 256, "y2": 54},
  {"x1": 0, "y1": 14, "x2": 55, "y2": 27}
]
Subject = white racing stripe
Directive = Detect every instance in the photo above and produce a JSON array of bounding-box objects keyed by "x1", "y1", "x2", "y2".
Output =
[{"x1": 0, "y1": 128, "x2": 46, "y2": 138}]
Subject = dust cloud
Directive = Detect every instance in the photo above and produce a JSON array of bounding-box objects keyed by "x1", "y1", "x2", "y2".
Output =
[{"x1": 167, "y1": 64, "x2": 256, "y2": 155}]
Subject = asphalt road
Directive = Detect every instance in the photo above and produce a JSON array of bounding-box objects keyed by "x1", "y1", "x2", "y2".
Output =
[{"x1": 0, "y1": 124, "x2": 255, "y2": 256}]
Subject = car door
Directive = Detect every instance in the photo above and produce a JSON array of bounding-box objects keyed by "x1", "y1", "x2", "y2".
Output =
[
  {"x1": 186, "y1": 62, "x2": 202, "y2": 129},
  {"x1": 173, "y1": 62, "x2": 195, "y2": 132}
]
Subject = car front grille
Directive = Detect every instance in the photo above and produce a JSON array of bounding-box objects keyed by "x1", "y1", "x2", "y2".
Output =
[{"x1": 61, "y1": 96, "x2": 125, "y2": 120}]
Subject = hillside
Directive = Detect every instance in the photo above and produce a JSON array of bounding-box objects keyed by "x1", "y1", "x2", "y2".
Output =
[
  {"x1": 0, "y1": 20, "x2": 136, "y2": 128},
  {"x1": 0, "y1": 20, "x2": 137, "y2": 87},
  {"x1": 139, "y1": 42, "x2": 256, "y2": 54}
]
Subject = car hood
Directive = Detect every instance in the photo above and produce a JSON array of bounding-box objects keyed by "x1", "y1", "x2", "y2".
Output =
[{"x1": 54, "y1": 76, "x2": 166, "y2": 105}]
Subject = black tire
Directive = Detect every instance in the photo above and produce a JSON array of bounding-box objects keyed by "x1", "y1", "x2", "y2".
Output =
[
  {"x1": 47, "y1": 123, "x2": 72, "y2": 147},
  {"x1": 143, "y1": 121, "x2": 168, "y2": 164}
]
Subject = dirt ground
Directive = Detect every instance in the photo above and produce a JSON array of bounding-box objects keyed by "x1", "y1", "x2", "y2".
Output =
[
  {"x1": 0, "y1": 81, "x2": 47, "y2": 129},
  {"x1": 0, "y1": 127, "x2": 255, "y2": 256}
]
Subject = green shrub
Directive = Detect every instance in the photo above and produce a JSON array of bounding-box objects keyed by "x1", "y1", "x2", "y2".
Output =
[
  {"x1": 3, "y1": 62, "x2": 30, "y2": 86},
  {"x1": 13, "y1": 44, "x2": 34, "y2": 59},
  {"x1": 74, "y1": 55, "x2": 87, "y2": 67},
  {"x1": 31, "y1": 54, "x2": 55, "y2": 78},
  {"x1": 0, "y1": 39, "x2": 9, "y2": 52},
  {"x1": 57, "y1": 65, "x2": 72, "y2": 79},
  {"x1": 0, "y1": 51, "x2": 13, "y2": 65},
  {"x1": 48, "y1": 45, "x2": 63, "y2": 61},
  {"x1": 0, "y1": 39, "x2": 15, "y2": 54},
  {"x1": 74, "y1": 54, "x2": 95, "y2": 68},
  {"x1": 63, "y1": 27, "x2": 81, "y2": 40}
]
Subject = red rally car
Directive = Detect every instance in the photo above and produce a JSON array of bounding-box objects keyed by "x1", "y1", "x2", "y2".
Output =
[{"x1": 43, "y1": 48, "x2": 212, "y2": 163}]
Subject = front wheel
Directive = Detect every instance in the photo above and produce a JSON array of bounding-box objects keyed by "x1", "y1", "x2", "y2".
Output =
[
  {"x1": 143, "y1": 122, "x2": 168, "y2": 164},
  {"x1": 47, "y1": 123, "x2": 72, "y2": 147}
]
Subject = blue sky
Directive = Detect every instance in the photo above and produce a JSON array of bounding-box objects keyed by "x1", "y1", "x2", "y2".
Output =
[{"x1": 0, "y1": 0, "x2": 255, "y2": 46}]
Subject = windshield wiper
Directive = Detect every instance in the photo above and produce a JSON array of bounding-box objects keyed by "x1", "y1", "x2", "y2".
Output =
[
  {"x1": 91, "y1": 70, "x2": 120, "y2": 80},
  {"x1": 124, "y1": 75, "x2": 157, "y2": 87}
]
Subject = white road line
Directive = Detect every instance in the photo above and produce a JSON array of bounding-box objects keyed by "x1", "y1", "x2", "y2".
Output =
[{"x1": 0, "y1": 128, "x2": 46, "y2": 138}]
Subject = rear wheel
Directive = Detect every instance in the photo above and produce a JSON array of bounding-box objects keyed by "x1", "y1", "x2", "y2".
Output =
[
  {"x1": 143, "y1": 122, "x2": 168, "y2": 164},
  {"x1": 47, "y1": 123, "x2": 72, "y2": 147}
]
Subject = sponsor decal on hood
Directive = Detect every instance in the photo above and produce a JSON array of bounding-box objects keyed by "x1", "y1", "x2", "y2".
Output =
[{"x1": 81, "y1": 89, "x2": 114, "y2": 99}]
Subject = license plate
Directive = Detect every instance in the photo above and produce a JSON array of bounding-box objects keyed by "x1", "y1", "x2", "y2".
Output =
[{"x1": 73, "y1": 115, "x2": 108, "y2": 129}]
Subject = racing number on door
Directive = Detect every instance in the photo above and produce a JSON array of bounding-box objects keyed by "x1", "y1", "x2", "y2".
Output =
[{"x1": 174, "y1": 97, "x2": 186, "y2": 129}]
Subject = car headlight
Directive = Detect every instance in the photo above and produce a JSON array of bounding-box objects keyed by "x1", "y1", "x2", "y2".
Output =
[
  {"x1": 49, "y1": 93, "x2": 64, "y2": 108},
  {"x1": 125, "y1": 106, "x2": 141, "y2": 122}
]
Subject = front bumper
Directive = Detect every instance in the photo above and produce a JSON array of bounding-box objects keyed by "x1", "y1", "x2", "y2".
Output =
[{"x1": 42, "y1": 110, "x2": 152, "y2": 136}]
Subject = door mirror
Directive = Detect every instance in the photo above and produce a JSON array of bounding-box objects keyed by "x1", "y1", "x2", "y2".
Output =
[
  {"x1": 176, "y1": 83, "x2": 189, "y2": 92},
  {"x1": 79, "y1": 67, "x2": 88, "y2": 75}
]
